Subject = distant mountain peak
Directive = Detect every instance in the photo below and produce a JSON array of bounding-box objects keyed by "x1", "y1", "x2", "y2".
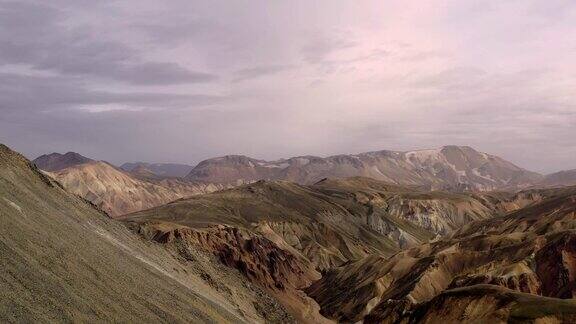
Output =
[{"x1": 33, "y1": 151, "x2": 93, "y2": 171}]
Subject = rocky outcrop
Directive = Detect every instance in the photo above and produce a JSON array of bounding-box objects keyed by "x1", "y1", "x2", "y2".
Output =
[
  {"x1": 138, "y1": 224, "x2": 318, "y2": 291},
  {"x1": 536, "y1": 231, "x2": 576, "y2": 299}
]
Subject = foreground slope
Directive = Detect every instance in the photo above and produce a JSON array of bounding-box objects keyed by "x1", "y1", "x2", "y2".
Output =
[
  {"x1": 46, "y1": 161, "x2": 223, "y2": 216},
  {"x1": 186, "y1": 146, "x2": 542, "y2": 190},
  {"x1": 307, "y1": 186, "x2": 576, "y2": 322},
  {"x1": 0, "y1": 144, "x2": 291, "y2": 323}
]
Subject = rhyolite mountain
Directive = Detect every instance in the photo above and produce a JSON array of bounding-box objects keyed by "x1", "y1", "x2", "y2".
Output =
[
  {"x1": 185, "y1": 145, "x2": 543, "y2": 191},
  {"x1": 121, "y1": 162, "x2": 194, "y2": 178},
  {"x1": 32, "y1": 151, "x2": 94, "y2": 171},
  {"x1": 44, "y1": 161, "x2": 224, "y2": 217},
  {"x1": 0, "y1": 144, "x2": 291, "y2": 323}
]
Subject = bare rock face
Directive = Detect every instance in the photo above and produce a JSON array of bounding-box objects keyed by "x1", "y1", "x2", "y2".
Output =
[
  {"x1": 139, "y1": 224, "x2": 318, "y2": 291},
  {"x1": 185, "y1": 146, "x2": 542, "y2": 191},
  {"x1": 130, "y1": 222, "x2": 329, "y2": 324},
  {"x1": 536, "y1": 231, "x2": 576, "y2": 299}
]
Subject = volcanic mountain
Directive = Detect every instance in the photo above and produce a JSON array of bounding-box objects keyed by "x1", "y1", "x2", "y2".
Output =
[
  {"x1": 537, "y1": 169, "x2": 576, "y2": 188},
  {"x1": 0, "y1": 144, "x2": 292, "y2": 323},
  {"x1": 32, "y1": 151, "x2": 93, "y2": 171},
  {"x1": 185, "y1": 145, "x2": 542, "y2": 191},
  {"x1": 45, "y1": 161, "x2": 224, "y2": 217},
  {"x1": 306, "y1": 185, "x2": 576, "y2": 322}
]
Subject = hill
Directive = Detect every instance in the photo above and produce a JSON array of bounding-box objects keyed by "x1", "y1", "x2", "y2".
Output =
[
  {"x1": 46, "y1": 161, "x2": 223, "y2": 217},
  {"x1": 306, "y1": 185, "x2": 576, "y2": 322}
]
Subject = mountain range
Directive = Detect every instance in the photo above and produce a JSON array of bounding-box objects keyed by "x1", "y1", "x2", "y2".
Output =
[
  {"x1": 38, "y1": 159, "x2": 224, "y2": 216},
  {"x1": 6, "y1": 143, "x2": 575, "y2": 322},
  {"x1": 0, "y1": 144, "x2": 290, "y2": 323},
  {"x1": 185, "y1": 146, "x2": 544, "y2": 191}
]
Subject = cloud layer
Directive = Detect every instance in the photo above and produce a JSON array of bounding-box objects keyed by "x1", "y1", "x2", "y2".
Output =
[{"x1": 1, "y1": 0, "x2": 575, "y2": 173}]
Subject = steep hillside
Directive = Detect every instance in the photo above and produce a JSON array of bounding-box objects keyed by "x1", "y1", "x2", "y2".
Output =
[
  {"x1": 32, "y1": 151, "x2": 93, "y2": 171},
  {"x1": 121, "y1": 162, "x2": 194, "y2": 178},
  {"x1": 186, "y1": 146, "x2": 542, "y2": 191},
  {"x1": 0, "y1": 144, "x2": 292, "y2": 323},
  {"x1": 47, "y1": 161, "x2": 224, "y2": 217},
  {"x1": 306, "y1": 186, "x2": 576, "y2": 322}
]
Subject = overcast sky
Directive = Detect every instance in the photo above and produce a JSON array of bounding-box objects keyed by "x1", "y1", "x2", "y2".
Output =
[{"x1": 1, "y1": 0, "x2": 575, "y2": 173}]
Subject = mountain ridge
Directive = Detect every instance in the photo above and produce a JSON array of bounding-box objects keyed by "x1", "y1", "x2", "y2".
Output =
[{"x1": 185, "y1": 145, "x2": 543, "y2": 191}]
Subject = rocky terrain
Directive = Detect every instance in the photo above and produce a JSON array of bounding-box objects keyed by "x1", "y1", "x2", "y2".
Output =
[
  {"x1": 123, "y1": 177, "x2": 510, "y2": 270},
  {"x1": 306, "y1": 186, "x2": 576, "y2": 322},
  {"x1": 119, "y1": 176, "x2": 551, "y2": 321},
  {"x1": 185, "y1": 145, "x2": 542, "y2": 191},
  {"x1": 37, "y1": 160, "x2": 224, "y2": 217},
  {"x1": 0, "y1": 144, "x2": 291, "y2": 323},
  {"x1": 33, "y1": 151, "x2": 94, "y2": 171},
  {"x1": 11, "y1": 144, "x2": 576, "y2": 323}
]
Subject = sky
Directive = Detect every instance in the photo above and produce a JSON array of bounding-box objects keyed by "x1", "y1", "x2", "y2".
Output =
[{"x1": 0, "y1": 0, "x2": 575, "y2": 173}]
